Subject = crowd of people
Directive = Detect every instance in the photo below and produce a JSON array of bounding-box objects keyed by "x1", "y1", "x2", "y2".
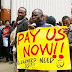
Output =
[{"x1": 0, "y1": 7, "x2": 72, "y2": 72}]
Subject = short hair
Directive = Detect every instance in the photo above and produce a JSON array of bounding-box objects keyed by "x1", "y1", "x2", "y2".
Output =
[
  {"x1": 46, "y1": 16, "x2": 56, "y2": 26},
  {"x1": 33, "y1": 8, "x2": 43, "y2": 15},
  {"x1": 62, "y1": 16, "x2": 70, "y2": 21},
  {"x1": 19, "y1": 7, "x2": 27, "y2": 13},
  {"x1": 5, "y1": 20, "x2": 10, "y2": 24}
]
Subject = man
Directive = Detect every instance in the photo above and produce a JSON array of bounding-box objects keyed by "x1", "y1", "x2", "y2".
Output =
[
  {"x1": 14, "y1": 7, "x2": 28, "y2": 72},
  {"x1": 25, "y1": 9, "x2": 53, "y2": 72},
  {"x1": 62, "y1": 16, "x2": 72, "y2": 72},
  {"x1": 62, "y1": 16, "x2": 70, "y2": 27},
  {"x1": 31, "y1": 9, "x2": 53, "y2": 28},
  {"x1": 58, "y1": 16, "x2": 72, "y2": 72},
  {"x1": 16, "y1": 7, "x2": 28, "y2": 33}
]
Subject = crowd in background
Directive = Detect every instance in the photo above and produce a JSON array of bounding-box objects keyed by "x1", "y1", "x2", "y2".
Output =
[{"x1": 0, "y1": 7, "x2": 72, "y2": 72}]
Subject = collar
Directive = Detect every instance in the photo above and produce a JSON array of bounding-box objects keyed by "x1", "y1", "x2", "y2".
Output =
[{"x1": 17, "y1": 17, "x2": 27, "y2": 24}]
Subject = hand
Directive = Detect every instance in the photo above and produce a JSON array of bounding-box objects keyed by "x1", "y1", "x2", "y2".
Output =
[
  {"x1": 63, "y1": 27, "x2": 70, "y2": 35},
  {"x1": 28, "y1": 24, "x2": 35, "y2": 29}
]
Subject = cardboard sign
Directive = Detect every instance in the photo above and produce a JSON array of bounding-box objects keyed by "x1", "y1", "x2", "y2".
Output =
[{"x1": 17, "y1": 26, "x2": 71, "y2": 70}]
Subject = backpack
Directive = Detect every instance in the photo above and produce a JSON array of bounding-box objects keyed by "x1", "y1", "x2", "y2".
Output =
[{"x1": 10, "y1": 27, "x2": 17, "y2": 46}]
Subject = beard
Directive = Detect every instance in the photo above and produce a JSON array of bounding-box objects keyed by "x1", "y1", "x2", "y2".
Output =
[{"x1": 18, "y1": 16, "x2": 24, "y2": 20}]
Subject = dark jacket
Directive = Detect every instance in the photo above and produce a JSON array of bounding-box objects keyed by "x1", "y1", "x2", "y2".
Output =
[
  {"x1": 15, "y1": 18, "x2": 28, "y2": 47},
  {"x1": 16, "y1": 18, "x2": 28, "y2": 33}
]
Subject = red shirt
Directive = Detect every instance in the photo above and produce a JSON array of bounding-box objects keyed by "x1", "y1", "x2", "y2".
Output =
[{"x1": 3, "y1": 26, "x2": 10, "y2": 37}]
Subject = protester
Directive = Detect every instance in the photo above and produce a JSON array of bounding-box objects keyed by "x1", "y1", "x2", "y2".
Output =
[
  {"x1": 62, "y1": 16, "x2": 72, "y2": 72},
  {"x1": 25, "y1": 8, "x2": 53, "y2": 72},
  {"x1": 58, "y1": 16, "x2": 71, "y2": 72},
  {"x1": 2, "y1": 20, "x2": 13, "y2": 62},
  {"x1": 14, "y1": 7, "x2": 29, "y2": 72},
  {"x1": 32, "y1": 9, "x2": 53, "y2": 28}
]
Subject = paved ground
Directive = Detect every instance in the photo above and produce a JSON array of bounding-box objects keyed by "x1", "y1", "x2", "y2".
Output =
[
  {"x1": 0, "y1": 58, "x2": 14, "y2": 72},
  {"x1": 0, "y1": 58, "x2": 57, "y2": 72},
  {"x1": 0, "y1": 62, "x2": 14, "y2": 72}
]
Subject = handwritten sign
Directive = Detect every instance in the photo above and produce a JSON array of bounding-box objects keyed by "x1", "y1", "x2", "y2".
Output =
[{"x1": 17, "y1": 26, "x2": 71, "y2": 70}]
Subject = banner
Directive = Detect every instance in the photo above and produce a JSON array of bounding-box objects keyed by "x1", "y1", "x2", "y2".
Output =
[{"x1": 17, "y1": 26, "x2": 71, "y2": 70}]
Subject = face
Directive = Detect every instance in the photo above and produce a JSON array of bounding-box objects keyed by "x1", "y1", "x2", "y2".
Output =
[
  {"x1": 0, "y1": 21, "x2": 2, "y2": 26},
  {"x1": 5, "y1": 21, "x2": 10, "y2": 26},
  {"x1": 62, "y1": 18, "x2": 70, "y2": 27},
  {"x1": 32, "y1": 12, "x2": 42, "y2": 23},
  {"x1": 18, "y1": 8, "x2": 26, "y2": 20}
]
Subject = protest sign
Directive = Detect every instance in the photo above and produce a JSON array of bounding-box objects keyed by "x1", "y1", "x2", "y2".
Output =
[{"x1": 17, "y1": 26, "x2": 71, "y2": 70}]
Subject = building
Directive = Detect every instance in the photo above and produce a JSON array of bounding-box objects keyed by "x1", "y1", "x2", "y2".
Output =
[{"x1": 0, "y1": 0, "x2": 71, "y2": 22}]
